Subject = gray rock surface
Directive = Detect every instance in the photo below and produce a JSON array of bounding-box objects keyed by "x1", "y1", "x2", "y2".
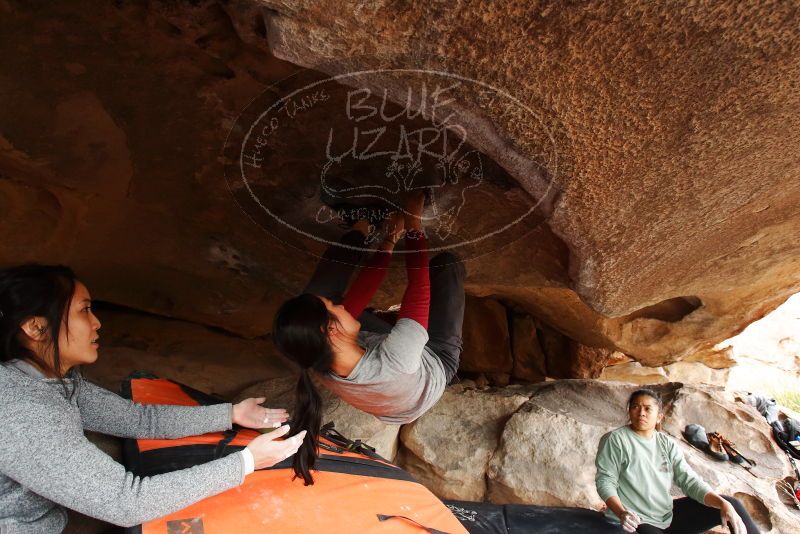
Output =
[{"x1": 399, "y1": 384, "x2": 530, "y2": 501}]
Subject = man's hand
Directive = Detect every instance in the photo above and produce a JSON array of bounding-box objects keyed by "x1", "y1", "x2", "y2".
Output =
[
  {"x1": 232, "y1": 397, "x2": 289, "y2": 429},
  {"x1": 720, "y1": 501, "x2": 746, "y2": 534},
  {"x1": 619, "y1": 510, "x2": 641, "y2": 533},
  {"x1": 246, "y1": 425, "x2": 307, "y2": 469}
]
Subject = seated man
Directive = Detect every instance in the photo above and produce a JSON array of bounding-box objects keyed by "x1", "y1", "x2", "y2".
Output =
[{"x1": 595, "y1": 388, "x2": 759, "y2": 534}]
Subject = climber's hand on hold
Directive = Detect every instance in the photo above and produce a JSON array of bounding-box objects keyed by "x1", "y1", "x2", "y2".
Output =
[
  {"x1": 403, "y1": 192, "x2": 425, "y2": 232},
  {"x1": 379, "y1": 211, "x2": 406, "y2": 252}
]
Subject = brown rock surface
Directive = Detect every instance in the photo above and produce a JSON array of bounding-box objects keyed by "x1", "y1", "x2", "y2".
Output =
[
  {"x1": 599, "y1": 361, "x2": 670, "y2": 385},
  {"x1": 260, "y1": 0, "x2": 800, "y2": 366},
  {"x1": 536, "y1": 321, "x2": 571, "y2": 377},
  {"x1": 458, "y1": 297, "x2": 513, "y2": 374},
  {"x1": 1, "y1": 0, "x2": 799, "y2": 376},
  {"x1": 84, "y1": 305, "x2": 290, "y2": 398},
  {"x1": 561, "y1": 341, "x2": 614, "y2": 379},
  {"x1": 487, "y1": 402, "x2": 618, "y2": 507},
  {"x1": 510, "y1": 314, "x2": 546, "y2": 383},
  {"x1": 0, "y1": 0, "x2": 304, "y2": 338},
  {"x1": 600, "y1": 360, "x2": 731, "y2": 387},
  {"x1": 535, "y1": 322, "x2": 613, "y2": 379}
]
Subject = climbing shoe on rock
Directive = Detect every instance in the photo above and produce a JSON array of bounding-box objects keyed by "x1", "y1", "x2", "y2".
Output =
[
  {"x1": 710, "y1": 431, "x2": 756, "y2": 468},
  {"x1": 683, "y1": 424, "x2": 728, "y2": 461},
  {"x1": 706, "y1": 432, "x2": 731, "y2": 462}
]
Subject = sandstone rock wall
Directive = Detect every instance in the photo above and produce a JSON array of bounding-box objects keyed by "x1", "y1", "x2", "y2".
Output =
[
  {"x1": 2, "y1": 1, "x2": 800, "y2": 372},
  {"x1": 260, "y1": 0, "x2": 800, "y2": 364},
  {"x1": 83, "y1": 305, "x2": 292, "y2": 398}
]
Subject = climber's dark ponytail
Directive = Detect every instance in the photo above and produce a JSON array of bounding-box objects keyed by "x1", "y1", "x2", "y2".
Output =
[
  {"x1": 293, "y1": 368, "x2": 323, "y2": 484},
  {"x1": 272, "y1": 293, "x2": 334, "y2": 485}
]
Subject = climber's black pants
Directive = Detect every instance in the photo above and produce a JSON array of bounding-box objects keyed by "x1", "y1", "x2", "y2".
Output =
[{"x1": 634, "y1": 496, "x2": 760, "y2": 533}]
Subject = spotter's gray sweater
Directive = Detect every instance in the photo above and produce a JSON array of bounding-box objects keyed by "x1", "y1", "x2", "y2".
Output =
[{"x1": 0, "y1": 361, "x2": 246, "y2": 533}]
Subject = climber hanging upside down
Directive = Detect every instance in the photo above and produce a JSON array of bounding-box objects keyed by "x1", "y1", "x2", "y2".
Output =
[{"x1": 272, "y1": 191, "x2": 466, "y2": 484}]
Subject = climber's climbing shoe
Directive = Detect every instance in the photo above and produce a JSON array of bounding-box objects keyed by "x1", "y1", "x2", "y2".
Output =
[
  {"x1": 683, "y1": 424, "x2": 728, "y2": 461},
  {"x1": 706, "y1": 431, "x2": 731, "y2": 462},
  {"x1": 711, "y1": 431, "x2": 756, "y2": 468}
]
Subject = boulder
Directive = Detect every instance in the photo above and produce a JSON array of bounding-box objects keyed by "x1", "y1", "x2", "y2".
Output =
[
  {"x1": 662, "y1": 361, "x2": 730, "y2": 387},
  {"x1": 537, "y1": 321, "x2": 571, "y2": 378},
  {"x1": 539, "y1": 323, "x2": 613, "y2": 379},
  {"x1": 485, "y1": 373, "x2": 511, "y2": 388},
  {"x1": 398, "y1": 384, "x2": 530, "y2": 501},
  {"x1": 661, "y1": 387, "x2": 788, "y2": 480},
  {"x1": 660, "y1": 387, "x2": 796, "y2": 533},
  {"x1": 235, "y1": 376, "x2": 401, "y2": 461},
  {"x1": 487, "y1": 402, "x2": 616, "y2": 507},
  {"x1": 485, "y1": 381, "x2": 667, "y2": 507},
  {"x1": 564, "y1": 341, "x2": 614, "y2": 379},
  {"x1": 600, "y1": 360, "x2": 730, "y2": 387}
]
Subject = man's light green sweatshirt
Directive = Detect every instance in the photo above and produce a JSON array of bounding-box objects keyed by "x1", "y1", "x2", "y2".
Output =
[{"x1": 595, "y1": 425, "x2": 712, "y2": 529}]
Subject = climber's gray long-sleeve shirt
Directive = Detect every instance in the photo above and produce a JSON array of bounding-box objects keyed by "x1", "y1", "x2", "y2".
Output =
[
  {"x1": 318, "y1": 318, "x2": 447, "y2": 425},
  {"x1": 0, "y1": 360, "x2": 246, "y2": 533}
]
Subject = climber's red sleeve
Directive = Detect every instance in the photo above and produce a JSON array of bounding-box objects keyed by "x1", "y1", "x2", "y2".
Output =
[
  {"x1": 397, "y1": 231, "x2": 430, "y2": 329},
  {"x1": 342, "y1": 250, "x2": 391, "y2": 318}
]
